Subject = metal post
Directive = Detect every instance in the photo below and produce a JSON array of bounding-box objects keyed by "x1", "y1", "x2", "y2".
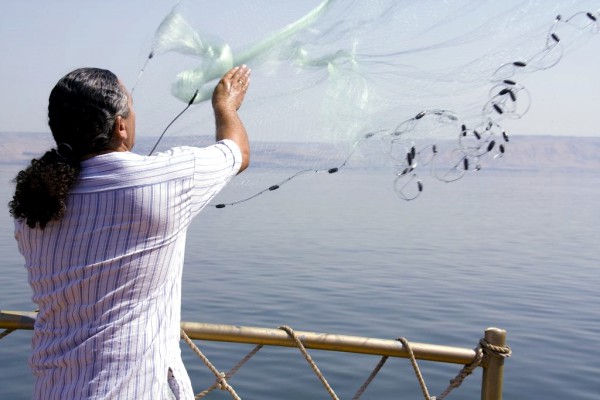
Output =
[{"x1": 481, "y1": 327, "x2": 507, "y2": 400}]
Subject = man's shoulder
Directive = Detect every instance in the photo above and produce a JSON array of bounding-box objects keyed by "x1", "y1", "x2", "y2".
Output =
[
  {"x1": 73, "y1": 151, "x2": 196, "y2": 193},
  {"x1": 162, "y1": 140, "x2": 240, "y2": 157},
  {"x1": 160, "y1": 141, "x2": 242, "y2": 170}
]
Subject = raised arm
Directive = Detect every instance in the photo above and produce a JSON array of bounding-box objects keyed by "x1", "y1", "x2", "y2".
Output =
[{"x1": 212, "y1": 65, "x2": 251, "y2": 174}]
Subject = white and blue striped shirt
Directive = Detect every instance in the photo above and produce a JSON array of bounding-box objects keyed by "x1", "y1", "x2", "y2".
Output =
[{"x1": 14, "y1": 140, "x2": 242, "y2": 400}]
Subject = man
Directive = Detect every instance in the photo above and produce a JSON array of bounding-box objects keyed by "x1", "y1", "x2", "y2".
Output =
[{"x1": 10, "y1": 65, "x2": 251, "y2": 399}]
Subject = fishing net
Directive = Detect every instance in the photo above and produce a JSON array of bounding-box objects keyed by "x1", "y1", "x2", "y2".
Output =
[{"x1": 131, "y1": 0, "x2": 600, "y2": 205}]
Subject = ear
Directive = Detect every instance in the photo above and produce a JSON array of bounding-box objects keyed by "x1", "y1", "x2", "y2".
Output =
[{"x1": 113, "y1": 115, "x2": 128, "y2": 143}]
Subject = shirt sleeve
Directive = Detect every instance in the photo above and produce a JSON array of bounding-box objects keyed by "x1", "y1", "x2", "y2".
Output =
[{"x1": 188, "y1": 139, "x2": 242, "y2": 215}]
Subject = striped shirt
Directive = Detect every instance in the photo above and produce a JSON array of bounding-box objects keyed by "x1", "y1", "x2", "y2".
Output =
[{"x1": 14, "y1": 140, "x2": 242, "y2": 400}]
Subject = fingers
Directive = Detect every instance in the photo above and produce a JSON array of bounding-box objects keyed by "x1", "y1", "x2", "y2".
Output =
[
  {"x1": 230, "y1": 65, "x2": 251, "y2": 91},
  {"x1": 212, "y1": 65, "x2": 252, "y2": 112}
]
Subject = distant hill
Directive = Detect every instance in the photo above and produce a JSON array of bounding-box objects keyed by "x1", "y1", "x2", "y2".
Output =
[
  {"x1": 1, "y1": 132, "x2": 599, "y2": 171},
  {"x1": 0, "y1": 132, "x2": 54, "y2": 166},
  {"x1": 492, "y1": 135, "x2": 600, "y2": 171}
]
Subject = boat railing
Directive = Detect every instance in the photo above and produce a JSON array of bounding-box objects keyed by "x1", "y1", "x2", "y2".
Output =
[{"x1": 0, "y1": 310, "x2": 510, "y2": 400}]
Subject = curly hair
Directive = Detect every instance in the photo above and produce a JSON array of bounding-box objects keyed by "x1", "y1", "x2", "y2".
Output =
[{"x1": 9, "y1": 68, "x2": 130, "y2": 229}]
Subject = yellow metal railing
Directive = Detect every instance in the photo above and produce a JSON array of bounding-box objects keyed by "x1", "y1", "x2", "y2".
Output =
[{"x1": 0, "y1": 310, "x2": 509, "y2": 400}]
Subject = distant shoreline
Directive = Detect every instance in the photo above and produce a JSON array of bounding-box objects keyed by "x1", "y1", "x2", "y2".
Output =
[{"x1": 1, "y1": 132, "x2": 599, "y2": 171}]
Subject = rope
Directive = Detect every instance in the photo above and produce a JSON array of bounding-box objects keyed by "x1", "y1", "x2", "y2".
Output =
[
  {"x1": 397, "y1": 336, "x2": 511, "y2": 400},
  {"x1": 480, "y1": 338, "x2": 512, "y2": 358},
  {"x1": 0, "y1": 329, "x2": 15, "y2": 341},
  {"x1": 351, "y1": 355, "x2": 389, "y2": 400},
  {"x1": 178, "y1": 325, "x2": 510, "y2": 400},
  {"x1": 436, "y1": 346, "x2": 484, "y2": 400},
  {"x1": 2, "y1": 318, "x2": 510, "y2": 399},
  {"x1": 195, "y1": 344, "x2": 264, "y2": 399},
  {"x1": 397, "y1": 337, "x2": 435, "y2": 400},
  {"x1": 180, "y1": 328, "x2": 242, "y2": 400},
  {"x1": 278, "y1": 325, "x2": 341, "y2": 400},
  {"x1": 1, "y1": 309, "x2": 38, "y2": 341}
]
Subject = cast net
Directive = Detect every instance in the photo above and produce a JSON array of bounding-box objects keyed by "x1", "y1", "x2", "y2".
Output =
[{"x1": 130, "y1": 0, "x2": 600, "y2": 205}]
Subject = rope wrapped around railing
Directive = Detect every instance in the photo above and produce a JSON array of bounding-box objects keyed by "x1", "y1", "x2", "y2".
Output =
[
  {"x1": 177, "y1": 324, "x2": 511, "y2": 400},
  {"x1": 0, "y1": 311, "x2": 509, "y2": 400}
]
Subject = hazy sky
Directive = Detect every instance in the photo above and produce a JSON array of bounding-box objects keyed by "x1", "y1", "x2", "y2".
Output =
[{"x1": 1, "y1": 0, "x2": 599, "y2": 137}]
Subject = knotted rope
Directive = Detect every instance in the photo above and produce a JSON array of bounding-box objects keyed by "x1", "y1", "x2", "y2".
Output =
[
  {"x1": 436, "y1": 344, "x2": 484, "y2": 400},
  {"x1": 194, "y1": 343, "x2": 264, "y2": 399},
  {"x1": 180, "y1": 328, "x2": 242, "y2": 400},
  {"x1": 397, "y1": 336, "x2": 511, "y2": 400},
  {"x1": 480, "y1": 337, "x2": 512, "y2": 358}
]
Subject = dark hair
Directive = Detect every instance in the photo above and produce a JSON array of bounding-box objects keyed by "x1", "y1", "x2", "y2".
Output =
[{"x1": 9, "y1": 67, "x2": 130, "y2": 229}]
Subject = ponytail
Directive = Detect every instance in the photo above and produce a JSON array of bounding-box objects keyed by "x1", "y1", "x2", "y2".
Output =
[{"x1": 9, "y1": 146, "x2": 81, "y2": 229}]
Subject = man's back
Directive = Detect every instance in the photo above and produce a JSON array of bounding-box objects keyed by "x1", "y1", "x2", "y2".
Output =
[{"x1": 15, "y1": 143, "x2": 241, "y2": 399}]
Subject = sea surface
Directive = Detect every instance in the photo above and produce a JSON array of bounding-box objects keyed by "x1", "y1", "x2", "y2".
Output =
[{"x1": 0, "y1": 163, "x2": 598, "y2": 399}]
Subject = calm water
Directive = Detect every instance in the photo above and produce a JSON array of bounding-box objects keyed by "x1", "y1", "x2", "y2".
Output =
[{"x1": 0, "y1": 164, "x2": 598, "y2": 399}]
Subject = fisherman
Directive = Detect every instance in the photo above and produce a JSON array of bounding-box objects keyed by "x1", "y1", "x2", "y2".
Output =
[{"x1": 9, "y1": 65, "x2": 251, "y2": 399}]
